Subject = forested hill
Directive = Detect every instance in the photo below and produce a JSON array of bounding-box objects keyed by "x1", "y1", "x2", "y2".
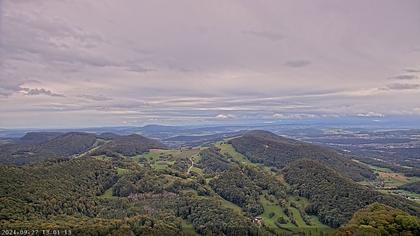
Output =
[
  {"x1": 0, "y1": 132, "x2": 97, "y2": 165},
  {"x1": 1, "y1": 130, "x2": 419, "y2": 235},
  {"x1": 90, "y1": 134, "x2": 167, "y2": 157},
  {"x1": 229, "y1": 130, "x2": 375, "y2": 181},
  {"x1": 0, "y1": 132, "x2": 167, "y2": 165},
  {"x1": 0, "y1": 146, "x2": 276, "y2": 235},
  {"x1": 400, "y1": 181, "x2": 420, "y2": 194},
  {"x1": 19, "y1": 132, "x2": 64, "y2": 144},
  {"x1": 335, "y1": 203, "x2": 419, "y2": 236},
  {"x1": 283, "y1": 159, "x2": 420, "y2": 228}
]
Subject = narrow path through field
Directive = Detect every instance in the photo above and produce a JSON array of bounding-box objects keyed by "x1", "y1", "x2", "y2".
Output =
[{"x1": 187, "y1": 156, "x2": 194, "y2": 174}]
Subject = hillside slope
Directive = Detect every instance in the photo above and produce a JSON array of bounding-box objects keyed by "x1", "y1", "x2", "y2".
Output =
[
  {"x1": 91, "y1": 134, "x2": 167, "y2": 157},
  {"x1": 36, "y1": 132, "x2": 97, "y2": 157},
  {"x1": 229, "y1": 130, "x2": 375, "y2": 181},
  {"x1": 335, "y1": 203, "x2": 419, "y2": 236},
  {"x1": 400, "y1": 181, "x2": 420, "y2": 194},
  {"x1": 19, "y1": 132, "x2": 64, "y2": 144},
  {"x1": 0, "y1": 132, "x2": 97, "y2": 165},
  {"x1": 283, "y1": 159, "x2": 420, "y2": 227}
]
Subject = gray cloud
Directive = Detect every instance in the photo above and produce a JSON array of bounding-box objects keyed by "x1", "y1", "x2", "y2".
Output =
[
  {"x1": 0, "y1": 82, "x2": 23, "y2": 96},
  {"x1": 2, "y1": 8, "x2": 152, "y2": 76},
  {"x1": 0, "y1": 78, "x2": 41, "y2": 96},
  {"x1": 389, "y1": 74, "x2": 419, "y2": 80},
  {"x1": 21, "y1": 88, "x2": 64, "y2": 97},
  {"x1": 284, "y1": 60, "x2": 311, "y2": 68},
  {"x1": 384, "y1": 83, "x2": 420, "y2": 90},
  {"x1": 405, "y1": 68, "x2": 420, "y2": 73}
]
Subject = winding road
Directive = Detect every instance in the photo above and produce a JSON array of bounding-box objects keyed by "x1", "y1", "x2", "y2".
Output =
[{"x1": 187, "y1": 157, "x2": 194, "y2": 174}]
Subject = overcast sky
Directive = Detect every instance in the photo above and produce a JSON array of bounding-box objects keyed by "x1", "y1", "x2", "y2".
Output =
[{"x1": 1, "y1": 0, "x2": 420, "y2": 128}]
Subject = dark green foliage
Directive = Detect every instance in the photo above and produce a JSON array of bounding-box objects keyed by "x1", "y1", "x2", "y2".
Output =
[
  {"x1": 173, "y1": 157, "x2": 190, "y2": 172},
  {"x1": 276, "y1": 216, "x2": 288, "y2": 224},
  {"x1": 0, "y1": 132, "x2": 97, "y2": 165},
  {"x1": 176, "y1": 196, "x2": 260, "y2": 236},
  {"x1": 0, "y1": 143, "x2": 34, "y2": 165},
  {"x1": 6, "y1": 129, "x2": 406, "y2": 235},
  {"x1": 113, "y1": 178, "x2": 137, "y2": 197},
  {"x1": 335, "y1": 203, "x2": 420, "y2": 236},
  {"x1": 203, "y1": 147, "x2": 286, "y2": 217},
  {"x1": 283, "y1": 159, "x2": 420, "y2": 228},
  {"x1": 242, "y1": 165, "x2": 286, "y2": 199},
  {"x1": 92, "y1": 134, "x2": 167, "y2": 157},
  {"x1": 0, "y1": 214, "x2": 185, "y2": 236},
  {"x1": 36, "y1": 132, "x2": 97, "y2": 157},
  {"x1": 0, "y1": 158, "x2": 117, "y2": 220},
  {"x1": 199, "y1": 147, "x2": 287, "y2": 217},
  {"x1": 229, "y1": 130, "x2": 375, "y2": 181},
  {"x1": 400, "y1": 181, "x2": 420, "y2": 194},
  {"x1": 0, "y1": 133, "x2": 275, "y2": 235},
  {"x1": 112, "y1": 168, "x2": 211, "y2": 197},
  {"x1": 209, "y1": 168, "x2": 264, "y2": 216},
  {"x1": 97, "y1": 132, "x2": 121, "y2": 140},
  {"x1": 0, "y1": 158, "x2": 192, "y2": 235},
  {"x1": 196, "y1": 147, "x2": 233, "y2": 173},
  {"x1": 19, "y1": 132, "x2": 64, "y2": 144}
]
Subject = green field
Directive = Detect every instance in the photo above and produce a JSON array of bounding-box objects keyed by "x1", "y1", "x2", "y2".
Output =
[
  {"x1": 218, "y1": 196, "x2": 245, "y2": 215},
  {"x1": 97, "y1": 187, "x2": 116, "y2": 199},
  {"x1": 92, "y1": 155, "x2": 113, "y2": 161},
  {"x1": 215, "y1": 142, "x2": 251, "y2": 164},
  {"x1": 116, "y1": 167, "x2": 130, "y2": 176},
  {"x1": 361, "y1": 163, "x2": 420, "y2": 201},
  {"x1": 259, "y1": 195, "x2": 332, "y2": 236},
  {"x1": 181, "y1": 220, "x2": 198, "y2": 236}
]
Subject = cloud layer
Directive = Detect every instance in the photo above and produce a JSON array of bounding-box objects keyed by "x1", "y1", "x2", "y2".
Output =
[{"x1": 1, "y1": 0, "x2": 420, "y2": 128}]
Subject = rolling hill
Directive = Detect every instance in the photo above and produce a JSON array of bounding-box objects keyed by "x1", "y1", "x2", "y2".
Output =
[
  {"x1": 229, "y1": 130, "x2": 375, "y2": 181},
  {"x1": 0, "y1": 130, "x2": 419, "y2": 235},
  {"x1": 400, "y1": 181, "x2": 420, "y2": 194},
  {"x1": 335, "y1": 203, "x2": 419, "y2": 236},
  {"x1": 19, "y1": 132, "x2": 64, "y2": 144},
  {"x1": 283, "y1": 159, "x2": 420, "y2": 227},
  {"x1": 0, "y1": 132, "x2": 167, "y2": 165},
  {"x1": 91, "y1": 134, "x2": 167, "y2": 157},
  {"x1": 0, "y1": 132, "x2": 97, "y2": 165}
]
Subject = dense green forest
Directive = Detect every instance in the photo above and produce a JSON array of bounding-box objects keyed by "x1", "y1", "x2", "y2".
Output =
[
  {"x1": 0, "y1": 158, "x2": 117, "y2": 220},
  {"x1": 335, "y1": 203, "x2": 419, "y2": 236},
  {"x1": 0, "y1": 157, "x2": 261, "y2": 235},
  {"x1": 283, "y1": 159, "x2": 420, "y2": 228},
  {"x1": 229, "y1": 130, "x2": 375, "y2": 181},
  {"x1": 400, "y1": 181, "x2": 420, "y2": 194},
  {"x1": 0, "y1": 130, "x2": 419, "y2": 235},
  {"x1": 0, "y1": 132, "x2": 98, "y2": 165},
  {"x1": 91, "y1": 134, "x2": 168, "y2": 157},
  {"x1": 196, "y1": 147, "x2": 233, "y2": 173}
]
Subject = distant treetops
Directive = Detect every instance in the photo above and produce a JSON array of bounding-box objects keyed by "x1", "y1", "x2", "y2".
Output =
[{"x1": 335, "y1": 203, "x2": 420, "y2": 236}]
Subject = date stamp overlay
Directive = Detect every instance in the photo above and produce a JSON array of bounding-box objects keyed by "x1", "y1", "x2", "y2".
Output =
[{"x1": 1, "y1": 229, "x2": 72, "y2": 236}]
